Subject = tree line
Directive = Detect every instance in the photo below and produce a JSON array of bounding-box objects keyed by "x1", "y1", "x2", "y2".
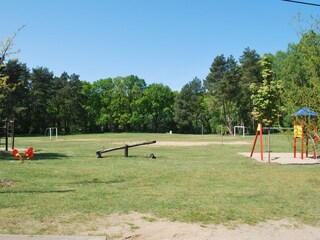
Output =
[{"x1": 1, "y1": 20, "x2": 320, "y2": 135}]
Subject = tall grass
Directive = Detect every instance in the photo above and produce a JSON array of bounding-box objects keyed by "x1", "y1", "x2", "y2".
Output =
[{"x1": 0, "y1": 133, "x2": 319, "y2": 235}]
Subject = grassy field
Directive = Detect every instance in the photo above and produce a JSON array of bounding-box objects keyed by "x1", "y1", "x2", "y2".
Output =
[{"x1": 0, "y1": 132, "x2": 320, "y2": 235}]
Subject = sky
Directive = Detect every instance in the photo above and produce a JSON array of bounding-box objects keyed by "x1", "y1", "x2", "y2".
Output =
[{"x1": 1, "y1": 0, "x2": 320, "y2": 91}]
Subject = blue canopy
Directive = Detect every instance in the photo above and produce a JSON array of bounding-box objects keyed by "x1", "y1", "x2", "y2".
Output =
[{"x1": 292, "y1": 107, "x2": 318, "y2": 117}]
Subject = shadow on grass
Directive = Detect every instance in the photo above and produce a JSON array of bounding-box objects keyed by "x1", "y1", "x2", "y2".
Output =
[
  {"x1": 32, "y1": 152, "x2": 69, "y2": 160},
  {"x1": 69, "y1": 179, "x2": 125, "y2": 185},
  {"x1": 0, "y1": 189, "x2": 75, "y2": 194},
  {"x1": 0, "y1": 152, "x2": 68, "y2": 161}
]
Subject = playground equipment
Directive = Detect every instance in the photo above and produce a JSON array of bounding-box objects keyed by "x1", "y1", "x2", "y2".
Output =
[
  {"x1": 12, "y1": 147, "x2": 34, "y2": 163},
  {"x1": 96, "y1": 140, "x2": 156, "y2": 158},
  {"x1": 0, "y1": 119, "x2": 14, "y2": 151},
  {"x1": 250, "y1": 123, "x2": 264, "y2": 161},
  {"x1": 292, "y1": 107, "x2": 319, "y2": 160}
]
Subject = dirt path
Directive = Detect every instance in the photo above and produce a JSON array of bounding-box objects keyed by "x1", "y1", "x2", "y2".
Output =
[
  {"x1": 2, "y1": 214, "x2": 319, "y2": 240},
  {"x1": 112, "y1": 141, "x2": 250, "y2": 147},
  {"x1": 77, "y1": 212, "x2": 320, "y2": 240}
]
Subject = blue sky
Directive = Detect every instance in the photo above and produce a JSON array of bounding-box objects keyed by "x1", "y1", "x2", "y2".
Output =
[{"x1": 1, "y1": 0, "x2": 319, "y2": 90}]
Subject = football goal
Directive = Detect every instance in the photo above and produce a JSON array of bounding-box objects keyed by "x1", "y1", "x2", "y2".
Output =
[
  {"x1": 233, "y1": 126, "x2": 247, "y2": 138},
  {"x1": 45, "y1": 127, "x2": 58, "y2": 140}
]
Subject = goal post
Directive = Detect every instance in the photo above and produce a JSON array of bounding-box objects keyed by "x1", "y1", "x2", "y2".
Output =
[
  {"x1": 233, "y1": 126, "x2": 246, "y2": 138},
  {"x1": 45, "y1": 127, "x2": 58, "y2": 140}
]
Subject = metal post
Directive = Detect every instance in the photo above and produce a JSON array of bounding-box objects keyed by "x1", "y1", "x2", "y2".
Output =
[{"x1": 260, "y1": 124, "x2": 263, "y2": 161}]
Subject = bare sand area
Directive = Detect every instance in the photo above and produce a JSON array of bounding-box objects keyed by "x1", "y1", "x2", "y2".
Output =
[
  {"x1": 154, "y1": 141, "x2": 249, "y2": 146},
  {"x1": 111, "y1": 141, "x2": 250, "y2": 147},
  {"x1": 240, "y1": 152, "x2": 320, "y2": 165},
  {"x1": 2, "y1": 213, "x2": 320, "y2": 240},
  {"x1": 75, "y1": 212, "x2": 320, "y2": 240}
]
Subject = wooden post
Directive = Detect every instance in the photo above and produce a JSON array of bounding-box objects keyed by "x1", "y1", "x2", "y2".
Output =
[
  {"x1": 124, "y1": 145, "x2": 129, "y2": 158},
  {"x1": 5, "y1": 121, "x2": 8, "y2": 151},
  {"x1": 11, "y1": 121, "x2": 14, "y2": 150}
]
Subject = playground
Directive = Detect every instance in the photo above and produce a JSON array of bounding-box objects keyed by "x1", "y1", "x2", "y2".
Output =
[
  {"x1": 0, "y1": 126, "x2": 320, "y2": 239},
  {"x1": 247, "y1": 107, "x2": 320, "y2": 165}
]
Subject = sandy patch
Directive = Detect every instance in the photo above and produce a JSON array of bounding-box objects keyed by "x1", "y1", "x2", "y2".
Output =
[
  {"x1": 78, "y1": 212, "x2": 320, "y2": 240},
  {"x1": 112, "y1": 141, "x2": 249, "y2": 147},
  {"x1": 154, "y1": 141, "x2": 249, "y2": 146},
  {"x1": 239, "y1": 152, "x2": 320, "y2": 165}
]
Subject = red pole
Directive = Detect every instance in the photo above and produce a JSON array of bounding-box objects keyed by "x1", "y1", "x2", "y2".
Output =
[
  {"x1": 301, "y1": 118, "x2": 304, "y2": 160},
  {"x1": 294, "y1": 117, "x2": 296, "y2": 158},
  {"x1": 250, "y1": 123, "x2": 263, "y2": 161},
  {"x1": 250, "y1": 129, "x2": 259, "y2": 157},
  {"x1": 306, "y1": 117, "x2": 309, "y2": 158},
  {"x1": 294, "y1": 137, "x2": 297, "y2": 158},
  {"x1": 259, "y1": 123, "x2": 263, "y2": 161},
  {"x1": 314, "y1": 118, "x2": 317, "y2": 160}
]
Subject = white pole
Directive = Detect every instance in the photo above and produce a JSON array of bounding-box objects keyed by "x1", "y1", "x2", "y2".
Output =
[{"x1": 49, "y1": 128, "x2": 52, "y2": 140}]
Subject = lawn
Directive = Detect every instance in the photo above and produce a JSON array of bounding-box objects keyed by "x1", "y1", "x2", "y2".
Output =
[{"x1": 0, "y1": 132, "x2": 319, "y2": 235}]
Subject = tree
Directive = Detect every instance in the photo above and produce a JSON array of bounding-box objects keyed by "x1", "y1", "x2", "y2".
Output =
[
  {"x1": 238, "y1": 48, "x2": 262, "y2": 131},
  {"x1": 1, "y1": 60, "x2": 30, "y2": 133},
  {"x1": 29, "y1": 67, "x2": 54, "y2": 134},
  {"x1": 110, "y1": 75, "x2": 146, "y2": 131},
  {"x1": 135, "y1": 83, "x2": 175, "y2": 132},
  {"x1": 250, "y1": 54, "x2": 284, "y2": 162},
  {"x1": 174, "y1": 77, "x2": 206, "y2": 133},
  {"x1": 86, "y1": 78, "x2": 114, "y2": 132},
  {"x1": 0, "y1": 25, "x2": 26, "y2": 64},
  {"x1": 204, "y1": 55, "x2": 240, "y2": 134},
  {"x1": 0, "y1": 26, "x2": 26, "y2": 119},
  {"x1": 65, "y1": 73, "x2": 86, "y2": 133},
  {"x1": 0, "y1": 63, "x2": 10, "y2": 117},
  {"x1": 46, "y1": 72, "x2": 87, "y2": 134}
]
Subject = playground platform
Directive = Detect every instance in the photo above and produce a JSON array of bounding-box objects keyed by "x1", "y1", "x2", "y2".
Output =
[{"x1": 240, "y1": 152, "x2": 320, "y2": 165}]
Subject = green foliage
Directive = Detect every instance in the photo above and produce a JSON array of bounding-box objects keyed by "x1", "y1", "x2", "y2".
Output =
[
  {"x1": 0, "y1": 64, "x2": 10, "y2": 114},
  {"x1": 250, "y1": 54, "x2": 284, "y2": 126},
  {"x1": 174, "y1": 77, "x2": 206, "y2": 133},
  {"x1": 109, "y1": 75, "x2": 146, "y2": 131},
  {"x1": 238, "y1": 48, "x2": 262, "y2": 131},
  {"x1": 204, "y1": 55, "x2": 240, "y2": 134},
  {"x1": 134, "y1": 83, "x2": 175, "y2": 132},
  {"x1": 0, "y1": 36, "x2": 22, "y2": 119}
]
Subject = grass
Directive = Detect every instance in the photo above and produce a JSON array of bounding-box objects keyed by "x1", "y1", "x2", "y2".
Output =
[{"x1": 0, "y1": 132, "x2": 320, "y2": 235}]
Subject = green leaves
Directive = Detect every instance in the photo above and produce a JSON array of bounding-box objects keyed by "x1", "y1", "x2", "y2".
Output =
[
  {"x1": 251, "y1": 55, "x2": 283, "y2": 126},
  {"x1": 174, "y1": 78, "x2": 206, "y2": 134}
]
